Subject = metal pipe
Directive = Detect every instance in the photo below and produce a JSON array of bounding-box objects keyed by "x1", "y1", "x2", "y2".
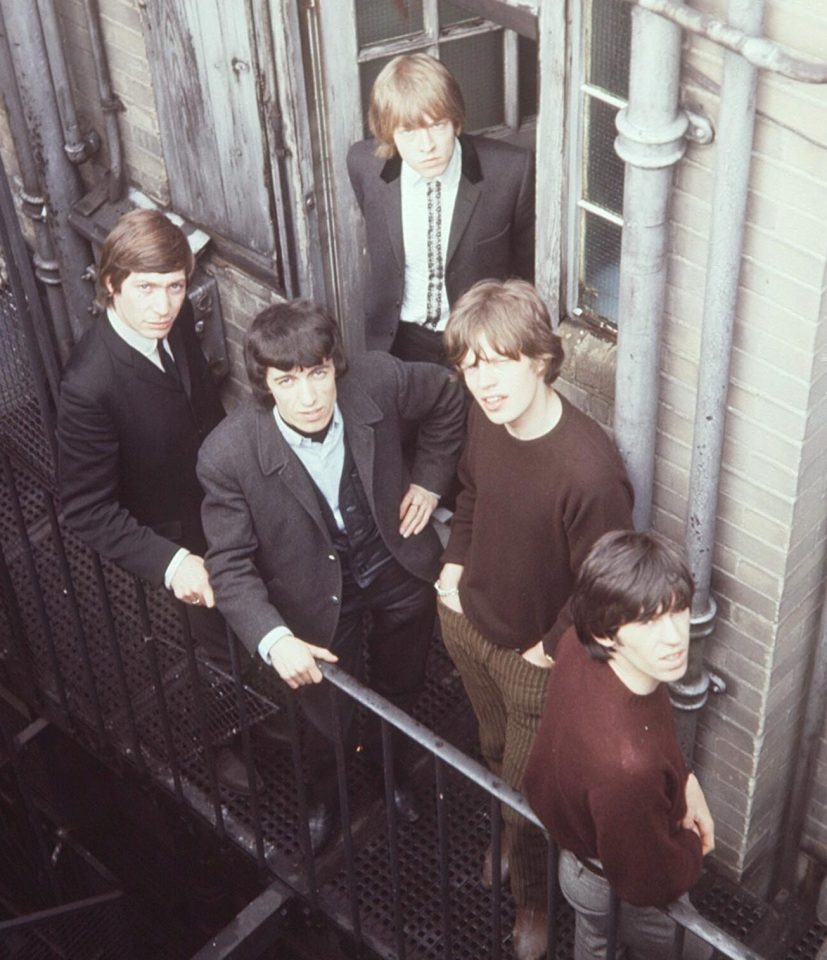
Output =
[
  {"x1": 35, "y1": 0, "x2": 100, "y2": 165},
  {"x1": 621, "y1": 0, "x2": 827, "y2": 83},
  {"x1": 0, "y1": 10, "x2": 73, "y2": 368},
  {"x1": 673, "y1": 0, "x2": 765, "y2": 757},
  {"x1": 612, "y1": 6, "x2": 687, "y2": 530},
  {"x1": 81, "y1": 0, "x2": 125, "y2": 201},
  {"x1": 0, "y1": 0, "x2": 95, "y2": 346}
]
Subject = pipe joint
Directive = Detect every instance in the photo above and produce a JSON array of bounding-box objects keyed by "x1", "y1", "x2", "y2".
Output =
[
  {"x1": 690, "y1": 595, "x2": 718, "y2": 641},
  {"x1": 64, "y1": 129, "x2": 101, "y2": 165},
  {"x1": 20, "y1": 190, "x2": 47, "y2": 222},
  {"x1": 614, "y1": 107, "x2": 688, "y2": 169},
  {"x1": 33, "y1": 253, "x2": 63, "y2": 286}
]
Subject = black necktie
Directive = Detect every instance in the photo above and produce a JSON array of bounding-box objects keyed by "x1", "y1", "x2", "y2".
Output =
[
  {"x1": 159, "y1": 341, "x2": 181, "y2": 386},
  {"x1": 424, "y1": 179, "x2": 443, "y2": 329}
]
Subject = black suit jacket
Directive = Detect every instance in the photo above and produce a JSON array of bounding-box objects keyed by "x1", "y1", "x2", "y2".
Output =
[
  {"x1": 347, "y1": 133, "x2": 535, "y2": 351},
  {"x1": 197, "y1": 352, "x2": 465, "y2": 656},
  {"x1": 57, "y1": 302, "x2": 225, "y2": 585}
]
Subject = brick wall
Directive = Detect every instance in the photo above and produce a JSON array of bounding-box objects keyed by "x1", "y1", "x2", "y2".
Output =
[
  {"x1": 55, "y1": 0, "x2": 169, "y2": 201},
  {"x1": 657, "y1": 0, "x2": 827, "y2": 890}
]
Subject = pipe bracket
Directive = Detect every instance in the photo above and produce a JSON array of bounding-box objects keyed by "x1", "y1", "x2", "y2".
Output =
[
  {"x1": 64, "y1": 129, "x2": 102, "y2": 165},
  {"x1": 683, "y1": 108, "x2": 714, "y2": 145}
]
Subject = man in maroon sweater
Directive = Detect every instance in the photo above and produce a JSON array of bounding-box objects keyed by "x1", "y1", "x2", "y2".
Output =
[
  {"x1": 523, "y1": 529, "x2": 715, "y2": 959},
  {"x1": 437, "y1": 280, "x2": 634, "y2": 960}
]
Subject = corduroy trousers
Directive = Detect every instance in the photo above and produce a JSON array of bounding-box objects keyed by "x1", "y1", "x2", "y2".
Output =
[{"x1": 438, "y1": 600, "x2": 551, "y2": 908}]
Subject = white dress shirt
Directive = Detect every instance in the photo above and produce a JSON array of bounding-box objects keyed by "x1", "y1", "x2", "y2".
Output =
[{"x1": 399, "y1": 138, "x2": 462, "y2": 331}]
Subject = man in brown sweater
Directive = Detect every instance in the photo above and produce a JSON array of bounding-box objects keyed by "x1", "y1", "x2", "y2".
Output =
[
  {"x1": 523, "y1": 529, "x2": 715, "y2": 959},
  {"x1": 437, "y1": 280, "x2": 634, "y2": 960}
]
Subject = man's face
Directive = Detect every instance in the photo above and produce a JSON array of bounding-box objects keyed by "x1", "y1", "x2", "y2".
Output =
[
  {"x1": 460, "y1": 335, "x2": 548, "y2": 436},
  {"x1": 266, "y1": 359, "x2": 337, "y2": 432},
  {"x1": 600, "y1": 606, "x2": 691, "y2": 695},
  {"x1": 107, "y1": 270, "x2": 188, "y2": 340},
  {"x1": 393, "y1": 115, "x2": 457, "y2": 179}
]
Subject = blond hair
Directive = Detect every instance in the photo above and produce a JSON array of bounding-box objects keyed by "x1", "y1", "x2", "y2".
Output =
[{"x1": 368, "y1": 53, "x2": 465, "y2": 159}]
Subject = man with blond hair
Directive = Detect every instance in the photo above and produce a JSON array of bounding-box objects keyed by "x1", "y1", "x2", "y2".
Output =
[
  {"x1": 347, "y1": 52, "x2": 534, "y2": 366},
  {"x1": 437, "y1": 279, "x2": 634, "y2": 959}
]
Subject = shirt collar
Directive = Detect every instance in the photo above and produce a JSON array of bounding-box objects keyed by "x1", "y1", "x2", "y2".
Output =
[
  {"x1": 272, "y1": 402, "x2": 343, "y2": 449},
  {"x1": 400, "y1": 136, "x2": 462, "y2": 190},
  {"x1": 107, "y1": 307, "x2": 163, "y2": 360}
]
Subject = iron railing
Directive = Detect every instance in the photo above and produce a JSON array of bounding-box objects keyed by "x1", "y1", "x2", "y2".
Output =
[{"x1": 0, "y1": 445, "x2": 768, "y2": 960}]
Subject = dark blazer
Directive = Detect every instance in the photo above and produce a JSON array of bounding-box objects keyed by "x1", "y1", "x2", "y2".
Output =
[
  {"x1": 347, "y1": 133, "x2": 535, "y2": 351},
  {"x1": 57, "y1": 301, "x2": 225, "y2": 585},
  {"x1": 197, "y1": 352, "x2": 466, "y2": 657}
]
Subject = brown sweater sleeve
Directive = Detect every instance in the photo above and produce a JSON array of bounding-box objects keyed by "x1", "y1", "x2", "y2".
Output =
[{"x1": 590, "y1": 771, "x2": 703, "y2": 907}]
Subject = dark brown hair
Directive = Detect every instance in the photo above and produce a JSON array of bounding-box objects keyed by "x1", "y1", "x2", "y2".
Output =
[
  {"x1": 444, "y1": 279, "x2": 564, "y2": 385},
  {"x1": 571, "y1": 530, "x2": 694, "y2": 662},
  {"x1": 97, "y1": 209, "x2": 194, "y2": 308},
  {"x1": 244, "y1": 300, "x2": 348, "y2": 407}
]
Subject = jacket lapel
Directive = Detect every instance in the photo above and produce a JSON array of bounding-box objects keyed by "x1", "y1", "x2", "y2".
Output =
[
  {"x1": 168, "y1": 321, "x2": 193, "y2": 396},
  {"x1": 379, "y1": 154, "x2": 405, "y2": 275},
  {"x1": 337, "y1": 378, "x2": 383, "y2": 510},
  {"x1": 254, "y1": 407, "x2": 329, "y2": 536},
  {"x1": 446, "y1": 135, "x2": 483, "y2": 267}
]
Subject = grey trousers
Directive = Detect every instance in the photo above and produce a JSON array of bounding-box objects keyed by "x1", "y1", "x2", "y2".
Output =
[{"x1": 559, "y1": 850, "x2": 713, "y2": 960}]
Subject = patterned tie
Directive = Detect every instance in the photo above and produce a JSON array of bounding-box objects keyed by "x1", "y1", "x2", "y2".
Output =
[
  {"x1": 159, "y1": 340, "x2": 181, "y2": 386},
  {"x1": 424, "y1": 179, "x2": 443, "y2": 328}
]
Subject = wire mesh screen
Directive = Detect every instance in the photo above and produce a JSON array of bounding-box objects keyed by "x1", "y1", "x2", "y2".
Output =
[
  {"x1": 0, "y1": 894, "x2": 131, "y2": 960},
  {"x1": 0, "y1": 284, "x2": 55, "y2": 490},
  {"x1": 575, "y1": 0, "x2": 632, "y2": 329}
]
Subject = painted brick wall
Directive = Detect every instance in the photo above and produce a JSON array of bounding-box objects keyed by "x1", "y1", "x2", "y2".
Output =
[{"x1": 655, "y1": 0, "x2": 827, "y2": 891}]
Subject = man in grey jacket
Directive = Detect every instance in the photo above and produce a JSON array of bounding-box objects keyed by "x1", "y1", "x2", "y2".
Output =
[{"x1": 197, "y1": 299, "x2": 465, "y2": 850}]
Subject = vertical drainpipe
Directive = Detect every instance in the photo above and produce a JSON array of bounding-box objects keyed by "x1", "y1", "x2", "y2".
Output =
[
  {"x1": 0, "y1": 0, "x2": 94, "y2": 352},
  {"x1": 613, "y1": 5, "x2": 688, "y2": 532},
  {"x1": 670, "y1": 0, "x2": 765, "y2": 760},
  {"x1": 0, "y1": 11, "x2": 72, "y2": 376}
]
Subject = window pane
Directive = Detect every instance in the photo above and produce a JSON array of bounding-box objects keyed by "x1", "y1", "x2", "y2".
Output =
[
  {"x1": 356, "y1": 0, "x2": 424, "y2": 47},
  {"x1": 441, "y1": 32, "x2": 504, "y2": 131},
  {"x1": 439, "y1": 0, "x2": 478, "y2": 28},
  {"x1": 360, "y1": 56, "x2": 393, "y2": 137},
  {"x1": 580, "y1": 211, "x2": 622, "y2": 325},
  {"x1": 518, "y1": 35, "x2": 538, "y2": 122},
  {"x1": 583, "y1": 96, "x2": 624, "y2": 215},
  {"x1": 587, "y1": 0, "x2": 632, "y2": 98}
]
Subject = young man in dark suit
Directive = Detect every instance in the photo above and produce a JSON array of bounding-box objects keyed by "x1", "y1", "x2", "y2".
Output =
[
  {"x1": 347, "y1": 52, "x2": 534, "y2": 366},
  {"x1": 197, "y1": 300, "x2": 465, "y2": 851},
  {"x1": 56, "y1": 209, "x2": 253, "y2": 794}
]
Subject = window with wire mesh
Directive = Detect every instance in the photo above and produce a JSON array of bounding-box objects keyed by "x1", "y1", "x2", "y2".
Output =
[
  {"x1": 355, "y1": 0, "x2": 538, "y2": 138},
  {"x1": 573, "y1": 0, "x2": 632, "y2": 331}
]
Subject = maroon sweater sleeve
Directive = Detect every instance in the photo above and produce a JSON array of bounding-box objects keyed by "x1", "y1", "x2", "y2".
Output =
[{"x1": 590, "y1": 772, "x2": 703, "y2": 907}]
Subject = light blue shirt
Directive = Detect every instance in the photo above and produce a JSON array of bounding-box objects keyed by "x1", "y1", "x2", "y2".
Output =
[{"x1": 258, "y1": 403, "x2": 346, "y2": 663}]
